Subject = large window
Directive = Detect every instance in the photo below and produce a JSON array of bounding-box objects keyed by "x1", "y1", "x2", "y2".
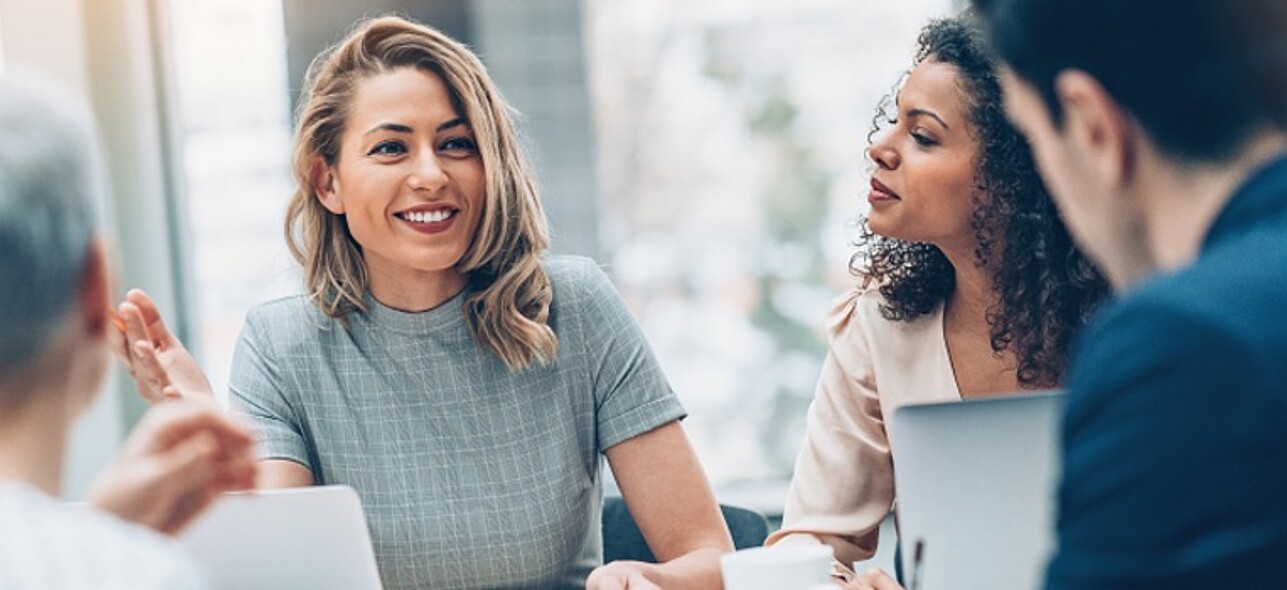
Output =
[
  {"x1": 168, "y1": 0, "x2": 297, "y2": 401},
  {"x1": 585, "y1": 0, "x2": 952, "y2": 495},
  {"x1": 166, "y1": 0, "x2": 953, "y2": 504}
]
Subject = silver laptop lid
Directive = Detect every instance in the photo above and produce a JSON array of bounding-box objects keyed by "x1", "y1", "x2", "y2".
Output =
[
  {"x1": 890, "y1": 391, "x2": 1063, "y2": 590},
  {"x1": 181, "y1": 484, "x2": 383, "y2": 590}
]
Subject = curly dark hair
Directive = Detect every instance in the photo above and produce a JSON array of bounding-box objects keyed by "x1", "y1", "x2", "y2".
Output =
[{"x1": 850, "y1": 14, "x2": 1108, "y2": 388}]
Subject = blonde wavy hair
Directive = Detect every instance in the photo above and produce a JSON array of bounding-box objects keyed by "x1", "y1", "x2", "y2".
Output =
[{"x1": 285, "y1": 15, "x2": 557, "y2": 371}]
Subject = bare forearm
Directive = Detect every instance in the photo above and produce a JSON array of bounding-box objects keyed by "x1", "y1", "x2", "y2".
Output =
[{"x1": 638, "y1": 546, "x2": 727, "y2": 589}]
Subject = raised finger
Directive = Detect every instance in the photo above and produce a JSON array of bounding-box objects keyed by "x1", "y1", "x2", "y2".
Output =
[
  {"x1": 120, "y1": 301, "x2": 158, "y2": 350},
  {"x1": 126, "y1": 289, "x2": 177, "y2": 347}
]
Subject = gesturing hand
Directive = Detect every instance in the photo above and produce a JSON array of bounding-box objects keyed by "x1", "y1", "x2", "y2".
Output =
[
  {"x1": 88, "y1": 398, "x2": 258, "y2": 535},
  {"x1": 108, "y1": 289, "x2": 214, "y2": 403},
  {"x1": 843, "y1": 568, "x2": 904, "y2": 590}
]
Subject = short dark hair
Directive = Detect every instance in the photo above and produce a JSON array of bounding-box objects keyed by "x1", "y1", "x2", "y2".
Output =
[{"x1": 973, "y1": 0, "x2": 1287, "y2": 162}]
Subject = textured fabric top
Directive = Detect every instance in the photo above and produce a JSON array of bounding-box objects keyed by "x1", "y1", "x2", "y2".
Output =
[
  {"x1": 229, "y1": 256, "x2": 686, "y2": 589},
  {"x1": 768, "y1": 287, "x2": 959, "y2": 566}
]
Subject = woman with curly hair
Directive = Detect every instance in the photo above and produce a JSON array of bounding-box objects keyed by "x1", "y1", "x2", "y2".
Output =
[
  {"x1": 765, "y1": 13, "x2": 1107, "y2": 588},
  {"x1": 108, "y1": 15, "x2": 732, "y2": 589}
]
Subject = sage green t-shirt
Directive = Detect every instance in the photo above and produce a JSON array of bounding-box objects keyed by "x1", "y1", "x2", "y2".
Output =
[{"x1": 229, "y1": 256, "x2": 685, "y2": 589}]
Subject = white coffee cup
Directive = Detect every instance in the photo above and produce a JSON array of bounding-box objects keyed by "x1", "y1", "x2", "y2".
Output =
[{"x1": 720, "y1": 544, "x2": 833, "y2": 590}]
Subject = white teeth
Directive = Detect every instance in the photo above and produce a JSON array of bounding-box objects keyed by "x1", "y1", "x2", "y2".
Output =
[{"x1": 403, "y1": 210, "x2": 455, "y2": 224}]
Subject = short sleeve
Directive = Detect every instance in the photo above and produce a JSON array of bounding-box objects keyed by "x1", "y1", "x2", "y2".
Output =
[
  {"x1": 227, "y1": 308, "x2": 311, "y2": 469},
  {"x1": 565, "y1": 260, "x2": 686, "y2": 452},
  {"x1": 767, "y1": 288, "x2": 895, "y2": 566},
  {"x1": 1048, "y1": 295, "x2": 1286, "y2": 588}
]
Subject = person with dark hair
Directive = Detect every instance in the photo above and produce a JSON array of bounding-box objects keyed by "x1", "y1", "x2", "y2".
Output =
[
  {"x1": 972, "y1": 0, "x2": 1287, "y2": 586},
  {"x1": 766, "y1": 14, "x2": 1106, "y2": 588}
]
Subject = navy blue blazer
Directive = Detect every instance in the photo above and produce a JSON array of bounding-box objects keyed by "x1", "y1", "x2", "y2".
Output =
[{"x1": 1047, "y1": 154, "x2": 1287, "y2": 589}]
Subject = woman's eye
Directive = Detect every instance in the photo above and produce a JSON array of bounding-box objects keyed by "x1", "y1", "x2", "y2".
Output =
[
  {"x1": 368, "y1": 141, "x2": 407, "y2": 157},
  {"x1": 911, "y1": 130, "x2": 937, "y2": 147},
  {"x1": 440, "y1": 137, "x2": 478, "y2": 154}
]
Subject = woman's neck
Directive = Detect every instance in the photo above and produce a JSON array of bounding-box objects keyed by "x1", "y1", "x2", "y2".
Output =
[
  {"x1": 367, "y1": 266, "x2": 468, "y2": 313},
  {"x1": 938, "y1": 241, "x2": 1023, "y2": 396},
  {"x1": 939, "y1": 241, "x2": 996, "y2": 332}
]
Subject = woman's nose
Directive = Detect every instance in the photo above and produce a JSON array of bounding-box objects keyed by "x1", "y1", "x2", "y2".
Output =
[
  {"x1": 408, "y1": 151, "x2": 449, "y2": 192},
  {"x1": 867, "y1": 132, "x2": 899, "y2": 171}
]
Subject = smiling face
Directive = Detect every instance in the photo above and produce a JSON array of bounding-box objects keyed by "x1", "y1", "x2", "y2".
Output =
[
  {"x1": 316, "y1": 66, "x2": 485, "y2": 305},
  {"x1": 866, "y1": 59, "x2": 982, "y2": 255}
]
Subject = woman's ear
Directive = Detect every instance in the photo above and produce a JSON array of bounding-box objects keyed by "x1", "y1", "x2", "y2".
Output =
[{"x1": 313, "y1": 155, "x2": 345, "y2": 214}]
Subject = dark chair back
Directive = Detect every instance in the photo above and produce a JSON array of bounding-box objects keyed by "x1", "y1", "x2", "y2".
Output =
[{"x1": 601, "y1": 495, "x2": 769, "y2": 563}]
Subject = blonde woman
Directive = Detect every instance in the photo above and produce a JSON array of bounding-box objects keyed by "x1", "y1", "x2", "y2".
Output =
[{"x1": 112, "y1": 16, "x2": 732, "y2": 589}]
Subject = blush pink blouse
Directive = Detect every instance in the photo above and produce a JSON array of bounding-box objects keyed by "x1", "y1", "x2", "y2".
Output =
[{"x1": 766, "y1": 287, "x2": 961, "y2": 566}]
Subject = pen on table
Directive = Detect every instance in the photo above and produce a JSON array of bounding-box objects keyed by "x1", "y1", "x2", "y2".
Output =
[{"x1": 909, "y1": 539, "x2": 925, "y2": 590}]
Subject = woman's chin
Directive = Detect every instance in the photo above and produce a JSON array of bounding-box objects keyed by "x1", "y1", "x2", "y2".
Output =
[{"x1": 866, "y1": 216, "x2": 901, "y2": 240}]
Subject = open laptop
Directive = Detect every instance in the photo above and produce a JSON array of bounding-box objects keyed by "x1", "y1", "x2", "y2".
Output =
[
  {"x1": 180, "y1": 485, "x2": 383, "y2": 590},
  {"x1": 890, "y1": 391, "x2": 1063, "y2": 590}
]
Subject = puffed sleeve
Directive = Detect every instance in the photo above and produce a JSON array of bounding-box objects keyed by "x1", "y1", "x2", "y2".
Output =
[{"x1": 766, "y1": 288, "x2": 894, "y2": 566}]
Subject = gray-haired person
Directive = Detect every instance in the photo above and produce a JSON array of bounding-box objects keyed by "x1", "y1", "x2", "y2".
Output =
[{"x1": 0, "y1": 74, "x2": 258, "y2": 588}]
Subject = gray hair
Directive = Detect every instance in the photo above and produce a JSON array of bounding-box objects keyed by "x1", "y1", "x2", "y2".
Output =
[{"x1": 0, "y1": 74, "x2": 104, "y2": 380}]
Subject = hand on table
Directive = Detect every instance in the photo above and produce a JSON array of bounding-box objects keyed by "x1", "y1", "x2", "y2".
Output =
[
  {"x1": 88, "y1": 398, "x2": 258, "y2": 534},
  {"x1": 841, "y1": 568, "x2": 903, "y2": 590},
  {"x1": 108, "y1": 289, "x2": 214, "y2": 403},
  {"x1": 587, "y1": 561, "x2": 662, "y2": 590}
]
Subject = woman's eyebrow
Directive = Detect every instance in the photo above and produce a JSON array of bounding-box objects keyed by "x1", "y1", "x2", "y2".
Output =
[
  {"x1": 436, "y1": 117, "x2": 468, "y2": 132},
  {"x1": 363, "y1": 122, "x2": 413, "y2": 136},
  {"x1": 361, "y1": 118, "x2": 468, "y2": 136},
  {"x1": 907, "y1": 108, "x2": 950, "y2": 130}
]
